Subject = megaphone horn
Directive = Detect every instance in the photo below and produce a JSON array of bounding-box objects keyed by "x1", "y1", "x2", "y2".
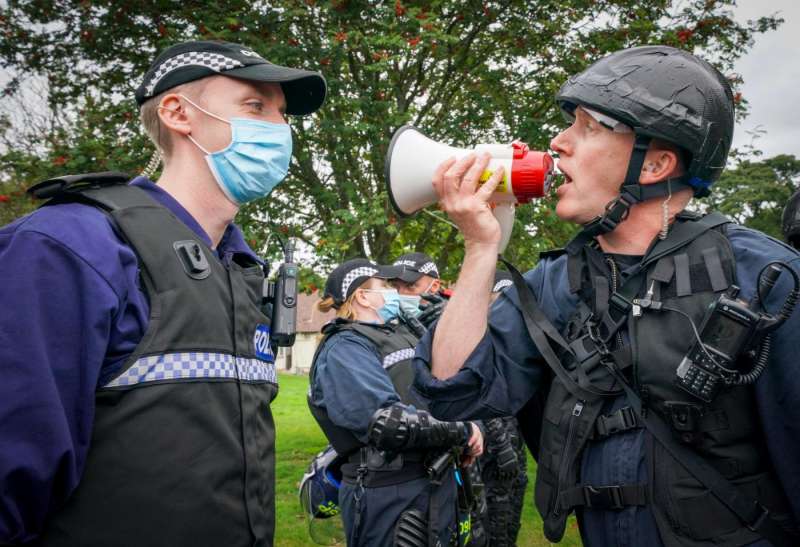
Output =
[{"x1": 385, "y1": 125, "x2": 555, "y2": 251}]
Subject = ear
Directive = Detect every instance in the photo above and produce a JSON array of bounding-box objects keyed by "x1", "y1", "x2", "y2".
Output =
[
  {"x1": 157, "y1": 93, "x2": 193, "y2": 137},
  {"x1": 352, "y1": 288, "x2": 371, "y2": 309},
  {"x1": 639, "y1": 148, "x2": 679, "y2": 185},
  {"x1": 430, "y1": 279, "x2": 441, "y2": 293}
]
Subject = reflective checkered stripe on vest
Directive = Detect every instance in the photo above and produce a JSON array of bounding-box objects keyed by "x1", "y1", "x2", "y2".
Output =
[
  {"x1": 533, "y1": 217, "x2": 796, "y2": 547},
  {"x1": 308, "y1": 319, "x2": 421, "y2": 456},
  {"x1": 38, "y1": 184, "x2": 278, "y2": 547}
]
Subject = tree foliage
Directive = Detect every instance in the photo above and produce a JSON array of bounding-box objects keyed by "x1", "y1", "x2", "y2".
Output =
[
  {"x1": 705, "y1": 154, "x2": 800, "y2": 240},
  {"x1": 0, "y1": 0, "x2": 784, "y2": 283}
]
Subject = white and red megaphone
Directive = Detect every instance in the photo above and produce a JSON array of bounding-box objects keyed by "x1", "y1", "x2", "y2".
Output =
[{"x1": 385, "y1": 125, "x2": 555, "y2": 251}]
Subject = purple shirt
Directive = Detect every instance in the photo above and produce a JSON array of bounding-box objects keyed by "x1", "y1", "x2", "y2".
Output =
[{"x1": 0, "y1": 177, "x2": 260, "y2": 543}]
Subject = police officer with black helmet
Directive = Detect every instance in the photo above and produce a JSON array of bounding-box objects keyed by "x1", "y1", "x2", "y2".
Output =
[
  {"x1": 781, "y1": 188, "x2": 800, "y2": 249},
  {"x1": 413, "y1": 46, "x2": 800, "y2": 546},
  {"x1": 0, "y1": 40, "x2": 325, "y2": 545},
  {"x1": 308, "y1": 258, "x2": 484, "y2": 546}
]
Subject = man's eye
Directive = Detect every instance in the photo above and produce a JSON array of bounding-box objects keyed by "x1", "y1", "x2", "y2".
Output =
[{"x1": 246, "y1": 102, "x2": 264, "y2": 111}]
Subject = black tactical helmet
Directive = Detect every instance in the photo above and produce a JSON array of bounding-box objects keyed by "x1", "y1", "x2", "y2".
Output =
[
  {"x1": 556, "y1": 45, "x2": 735, "y2": 198},
  {"x1": 782, "y1": 188, "x2": 800, "y2": 249}
]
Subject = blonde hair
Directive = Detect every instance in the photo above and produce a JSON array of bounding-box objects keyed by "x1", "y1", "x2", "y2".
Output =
[
  {"x1": 317, "y1": 294, "x2": 358, "y2": 321},
  {"x1": 139, "y1": 79, "x2": 208, "y2": 161}
]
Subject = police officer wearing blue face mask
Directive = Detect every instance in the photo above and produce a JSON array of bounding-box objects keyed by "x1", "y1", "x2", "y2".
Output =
[
  {"x1": 308, "y1": 258, "x2": 484, "y2": 546},
  {"x1": 0, "y1": 41, "x2": 325, "y2": 546}
]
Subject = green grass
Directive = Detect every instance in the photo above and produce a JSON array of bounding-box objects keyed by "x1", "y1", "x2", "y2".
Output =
[{"x1": 273, "y1": 372, "x2": 583, "y2": 546}]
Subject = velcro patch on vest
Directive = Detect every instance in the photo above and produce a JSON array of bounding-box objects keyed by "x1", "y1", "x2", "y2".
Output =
[
  {"x1": 104, "y1": 352, "x2": 277, "y2": 387},
  {"x1": 383, "y1": 348, "x2": 415, "y2": 369},
  {"x1": 253, "y1": 324, "x2": 276, "y2": 363}
]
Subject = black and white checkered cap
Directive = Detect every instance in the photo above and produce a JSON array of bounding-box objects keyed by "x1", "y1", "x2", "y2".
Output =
[
  {"x1": 391, "y1": 252, "x2": 440, "y2": 283},
  {"x1": 135, "y1": 40, "x2": 326, "y2": 115},
  {"x1": 492, "y1": 271, "x2": 513, "y2": 293},
  {"x1": 324, "y1": 258, "x2": 402, "y2": 308}
]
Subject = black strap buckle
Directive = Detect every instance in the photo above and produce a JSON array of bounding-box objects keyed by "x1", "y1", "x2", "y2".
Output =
[
  {"x1": 583, "y1": 485, "x2": 624, "y2": 510},
  {"x1": 594, "y1": 406, "x2": 639, "y2": 438},
  {"x1": 609, "y1": 292, "x2": 633, "y2": 315},
  {"x1": 746, "y1": 502, "x2": 770, "y2": 532}
]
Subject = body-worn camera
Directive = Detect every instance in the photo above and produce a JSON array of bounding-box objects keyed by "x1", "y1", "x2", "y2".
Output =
[
  {"x1": 676, "y1": 263, "x2": 798, "y2": 402},
  {"x1": 264, "y1": 238, "x2": 298, "y2": 347}
]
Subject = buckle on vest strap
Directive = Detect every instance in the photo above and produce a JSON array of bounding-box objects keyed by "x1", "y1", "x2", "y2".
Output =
[
  {"x1": 583, "y1": 485, "x2": 624, "y2": 510},
  {"x1": 608, "y1": 292, "x2": 633, "y2": 315},
  {"x1": 593, "y1": 406, "x2": 639, "y2": 439}
]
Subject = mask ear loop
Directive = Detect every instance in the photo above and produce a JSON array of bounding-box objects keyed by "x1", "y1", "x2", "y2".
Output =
[
  {"x1": 659, "y1": 179, "x2": 673, "y2": 240},
  {"x1": 157, "y1": 95, "x2": 230, "y2": 155}
]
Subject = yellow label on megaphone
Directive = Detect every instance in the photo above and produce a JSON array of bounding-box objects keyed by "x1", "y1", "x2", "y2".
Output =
[{"x1": 478, "y1": 169, "x2": 509, "y2": 193}]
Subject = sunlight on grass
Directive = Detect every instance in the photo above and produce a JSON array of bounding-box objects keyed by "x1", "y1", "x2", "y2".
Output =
[{"x1": 273, "y1": 372, "x2": 582, "y2": 546}]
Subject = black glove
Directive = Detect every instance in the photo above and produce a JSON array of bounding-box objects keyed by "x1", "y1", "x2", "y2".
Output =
[
  {"x1": 368, "y1": 404, "x2": 471, "y2": 451},
  {"x1": 418, "y1": 292, "x2": 447, "y2": 328},
  {"x1": 400, "y1": 313, "x2": 427, "y2": 338}
]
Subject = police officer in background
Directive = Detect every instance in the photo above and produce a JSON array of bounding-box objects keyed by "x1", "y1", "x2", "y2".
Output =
[
  {"x1": 781, "y1": 188, "x2": 800, "y2": 250},
  {"x1": 391, "y1": 252, "x2": 491, "y2": 546},
  {"x1": 413, "y1": 46, "x2": 800, "y2": 547},
  {"x1": 391, "y1": 252, "x2": 451, "y2": 329},
  {"x1": 0, "y1": 40, "x2": 326, "y2": 546},
  {"x1": 475, "y1": 271, "x2": 529, "y2": 547},
  {"x1": 308, "y1": 258, "x2": 483, "y2": 546}
]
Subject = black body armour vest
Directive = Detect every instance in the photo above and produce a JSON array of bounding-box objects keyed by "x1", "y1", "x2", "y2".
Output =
[
  {"x1": 37, "y1": 184, "x2": 278, "y2": 547},
  {"x1": 308, "y1": 318, "x2": 421, "y2": 457},
  {"x1": 532, "y1": 214, "x2": 796, "y2": 547}
]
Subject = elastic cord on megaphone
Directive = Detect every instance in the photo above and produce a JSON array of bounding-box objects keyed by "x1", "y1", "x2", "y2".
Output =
[{"x1": 422, "y1": 208, "x2": 460, "y2": 231}]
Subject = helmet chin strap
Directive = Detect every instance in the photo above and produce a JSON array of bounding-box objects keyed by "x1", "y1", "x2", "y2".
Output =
[{"x1": 567, "y1": 133, "x2": 694, "y2": 253}]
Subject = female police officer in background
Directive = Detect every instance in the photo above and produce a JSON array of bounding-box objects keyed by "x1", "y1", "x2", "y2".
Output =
[{"x1": 308, "y1": 258, "x2": 483, "y2": 546}]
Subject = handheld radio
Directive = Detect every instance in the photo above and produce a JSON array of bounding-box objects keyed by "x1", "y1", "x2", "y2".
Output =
[{"x1": 676, "y1": 262, "x2": 799, "y2": 402}]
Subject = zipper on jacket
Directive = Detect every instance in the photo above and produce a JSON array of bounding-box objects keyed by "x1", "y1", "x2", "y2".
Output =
[
  {"x1": 605, "y1": 257, "x2": 625, "y2": 350},
  {"x1": 553, "y1": 400, "x2": 584, "y2": 517}
]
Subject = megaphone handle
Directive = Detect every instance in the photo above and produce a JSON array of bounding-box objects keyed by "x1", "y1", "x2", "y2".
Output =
[{"x1": 491, "y1": 203, "x2": 515, "y2": 254}]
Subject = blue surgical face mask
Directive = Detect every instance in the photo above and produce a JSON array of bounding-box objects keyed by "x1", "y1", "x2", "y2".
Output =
[
  {"x1": 363, "y1": 288, "x2": 401, "y2": 323},
  {"x1": 181, "y1": 95, "x2": 292, "y2": 205},
  {"x1": 398, "y1": 294, "x2": 422, "y2": 319}
]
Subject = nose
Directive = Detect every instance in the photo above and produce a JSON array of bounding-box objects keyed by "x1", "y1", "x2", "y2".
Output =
[{"x1": 550, "y1": 128, "x2": 571, "y2": 156}]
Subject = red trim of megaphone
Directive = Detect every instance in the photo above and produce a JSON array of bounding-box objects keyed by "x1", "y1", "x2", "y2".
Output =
[{"x1": 510, "y1": 141, "x2": 555, "y2": 203}]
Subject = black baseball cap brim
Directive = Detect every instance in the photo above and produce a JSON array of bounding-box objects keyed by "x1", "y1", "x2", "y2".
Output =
[
  {"x1": 222, "y1": 65, "x2": 327, "y2": 116},
  {"x1": 135, "y1": 40, "x2": 327, "y2": 115},
  {"x1": 392, "y1": 268, "x2": 424, "y2": 283}
]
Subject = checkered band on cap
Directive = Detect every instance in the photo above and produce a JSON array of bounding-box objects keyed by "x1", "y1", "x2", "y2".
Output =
[
  {"x1": 341, "y1": 267, "x2": 378, "y2": 299},
  {"x1": 383, "y1": 348, "x2": 416, "y2": 369},
  {"x1": 493, "y1": 279, "x2": 513, "y2": 292},
  {"x1": 104, "y1": 352, "x2": 277, "y2": 388},
  {"x1": 144, "y1": 52, "x2": 245, "y2": 96},
  {"x1": 418, "y1": 262, "x2": 438, "y2": 276}
]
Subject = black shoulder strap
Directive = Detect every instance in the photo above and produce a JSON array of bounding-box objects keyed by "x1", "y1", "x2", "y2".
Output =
[
  {"x1": 539, "y1": 248, "x2": 567, "y2": 261},
  {"x1": 498, "y1": 256, "x2": 612, "y2": 402},
  {"x1": 27, "y1": 171, "x2": 131, "y2": 200},
  {"x1": 609, "y1": 212, "x2": 732, "y2": 316}
]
